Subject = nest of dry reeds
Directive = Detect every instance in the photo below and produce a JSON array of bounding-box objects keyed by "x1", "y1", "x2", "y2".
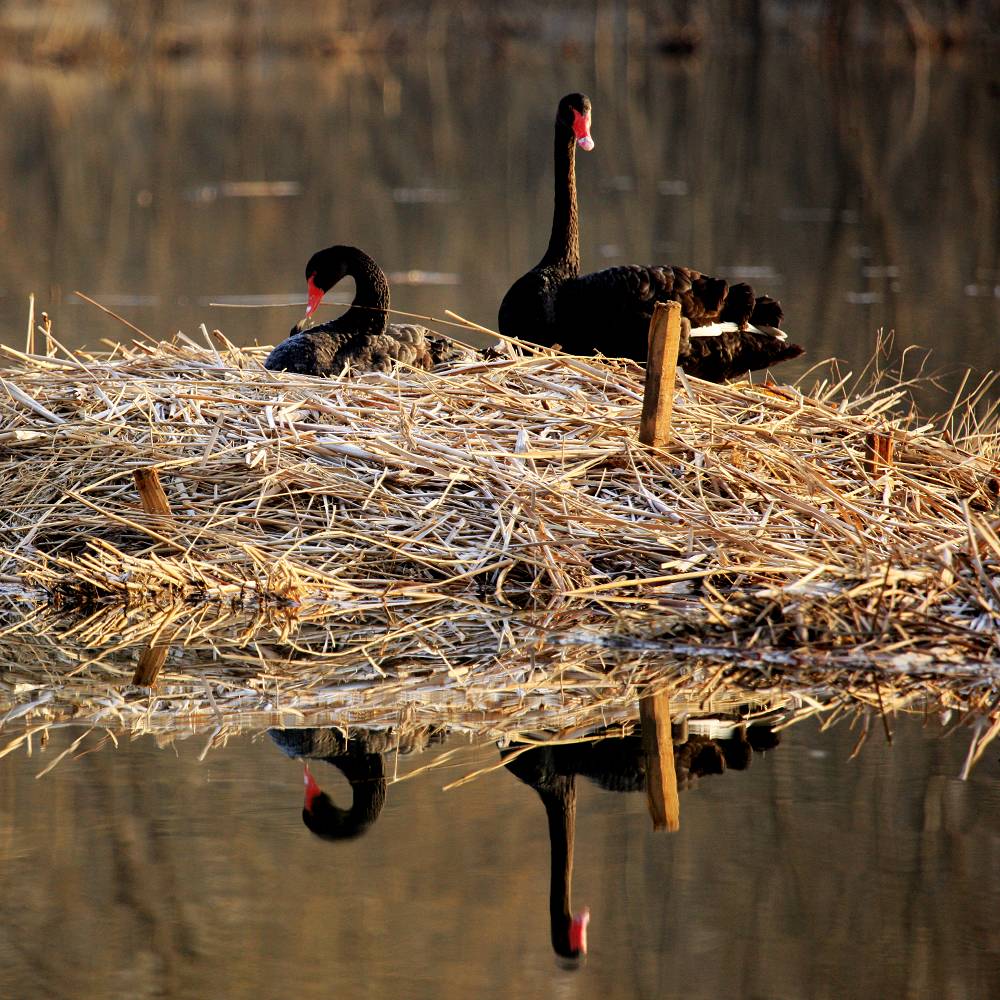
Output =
[
  {"x1": 3, "y1": 326, "x2": 1000, "y2": 772},
  {"x1": 2, "y1": 330, "x2": 1000, "y2": 659}
]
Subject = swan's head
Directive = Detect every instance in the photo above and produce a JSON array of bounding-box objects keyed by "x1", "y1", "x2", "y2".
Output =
[
  {"x1": 303, "y1": 245, "x2": 354, "y2": 317},
  {"x1": 557, "y1": 93, "x2": 594, "y2": 152},
  {"x1": 555, "y1": 907, "x2": 591, "y2": 965}
]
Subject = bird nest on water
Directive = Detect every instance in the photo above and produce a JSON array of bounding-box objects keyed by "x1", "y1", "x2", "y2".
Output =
[
  {"x1": 2, "y1": 330, "x2": 1000, "y2": 770},
  {"x1": 2, "y1": 332, "x2": 1000, "y2": 646}
]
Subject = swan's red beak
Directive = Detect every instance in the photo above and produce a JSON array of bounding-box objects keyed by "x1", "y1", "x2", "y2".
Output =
[
  {"x1": 570, "y1": 907, "x2": 590, "y2": 955},
  {"x1": 303, "y1": 763, "x2": 322, "y2": 812},
  {"x1": 572, "y1": 109, "x2": 594, "y2": 152},
  {"x1": 305, "y1": 274, "x2": 324, "y2": 317}
]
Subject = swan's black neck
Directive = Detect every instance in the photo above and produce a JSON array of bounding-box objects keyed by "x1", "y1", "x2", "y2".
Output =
[
  {"x1": 538, "y1": 124, "x2": 581, "y2": 274},
  {"x1": 541, "y1": 778, "x2": 578, "y2": 958},
  {"x1": 303, "y1": 755, "x2": 387, "y2": 841},
  {"x1": 326, "y1": 249, "x2": 390, "y2": 339}
]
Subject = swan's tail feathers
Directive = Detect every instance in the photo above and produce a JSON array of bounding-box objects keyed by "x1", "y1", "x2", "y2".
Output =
[{"x1": 688, "y1": 322, "x2": 788, "y2": 342}]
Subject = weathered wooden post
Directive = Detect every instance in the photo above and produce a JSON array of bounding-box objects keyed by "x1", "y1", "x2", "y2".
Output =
[
  {"x1": 639, "y1": 300, "x2": 683, "y2": 448},
  {"x1": 863, "y1": 430, "x2": 895, "y2": 477},
  {"x1": 134, "y1": 467, "x2": 172, "y2": 518},
  {"x1": 640, "y1": 691, "x2": 681, "y2": 832},
  {"x1": 637, "y1": 301, "x2": 683, "y2": 830},
  {"x1": 133, "y1": 643, "x2": 169, "y2": 687}
]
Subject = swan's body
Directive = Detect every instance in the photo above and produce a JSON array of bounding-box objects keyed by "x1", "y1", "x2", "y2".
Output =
[
  {"x1": 265, "y1": 245, "x2": 471, "y2": 377},
  {"x1": 498, "y1": 94, "x2": 803, "y2": 381}
]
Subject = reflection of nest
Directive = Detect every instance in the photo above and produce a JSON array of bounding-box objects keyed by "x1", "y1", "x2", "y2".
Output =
[{"x1": 1, "y1": 602, "x2": 998, "y2": 776}]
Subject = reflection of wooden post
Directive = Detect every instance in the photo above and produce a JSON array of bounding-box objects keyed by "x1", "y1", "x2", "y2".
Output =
[
  {"x1": 640, "y1": 691, "x2": 680, "y2": 832},
  {"x1": 639, "y1": 301, "x2": 683, "y2": 448},
  {"x1": 133, "y1": 643, "x2": 169, "y2": 686}
]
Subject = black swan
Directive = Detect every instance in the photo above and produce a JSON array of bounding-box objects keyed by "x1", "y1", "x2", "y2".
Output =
[
  {"x1": 265, "y1": 245, "x2": 470, "y2": 377},
  {"x1": 498, "y1": 93, "x2": 804, "y2": 381},
  {"x1": 269, "y1": 727, "x2": 444, "y2": 840}
]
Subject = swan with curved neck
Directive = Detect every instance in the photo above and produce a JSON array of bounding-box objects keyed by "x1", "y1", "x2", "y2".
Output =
[
  {"x1": 265, "y1": 245, "x2": 468, "y2": 377},
  {"x1": 498, "y1": 93, "x2": 803, "y2": 381},
  {"x1": 504, "y1": 746, "x2": 590, "y2": 962}
]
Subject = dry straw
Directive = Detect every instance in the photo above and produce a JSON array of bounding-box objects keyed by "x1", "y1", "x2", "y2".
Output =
[{"x1": 1, "y1": 326, "x2": 1000, "y2": 769}]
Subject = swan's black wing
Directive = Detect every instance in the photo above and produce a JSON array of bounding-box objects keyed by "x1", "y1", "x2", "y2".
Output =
[
  {"x1": 553, "y1": 264, "x2": 730, "y2": 361},
  {"x1": 552, "y1": 264, "x2": 799, "y2": 379},
  {"x1": 264, "y1": 324, "x2": 473, "y2": 377}
]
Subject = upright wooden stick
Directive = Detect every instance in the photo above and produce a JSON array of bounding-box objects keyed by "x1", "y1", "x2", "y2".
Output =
[
  {"x1": 639, "y1": 691, "x2": 681, "y2": 832},
  {"x1": 639, "y1": 301, "x2": 683, "y2": 447},
  {"x1": 863, "y1": 430, "x2": 895, "y2": 477}
]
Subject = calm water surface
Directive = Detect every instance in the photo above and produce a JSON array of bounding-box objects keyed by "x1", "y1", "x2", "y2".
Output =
[
  {"x1": 1, "y1": 719, "x2": 999, "y2": 998},
  {"x1": 0, "y1": 43, "x2": 997, "y2": 384}
]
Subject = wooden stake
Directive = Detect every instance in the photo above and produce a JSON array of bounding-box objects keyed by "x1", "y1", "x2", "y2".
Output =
[
  {"x1": 639, "y1": 691, "x2": 680, "y2": 832},
  {"x1": 133, "y1": 643, "x2": 169, "y2": 686},
  {"x1": 639, "y1": 301, "x2": 683, "y2": 448},
  {"x1": 134, "y1": 468, "x2": 173, "y2": 518},
  {"x1": 863, "y1": 430, "x2": 894, "y2": 477}
]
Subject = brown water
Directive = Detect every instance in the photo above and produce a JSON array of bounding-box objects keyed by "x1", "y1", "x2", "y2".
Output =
[
  {"x1": 0, "y1": 43, "x2": 998, "y2": 385},
  {"x1": 1, "y1": 719, "x2": 999, "y2": 999}
]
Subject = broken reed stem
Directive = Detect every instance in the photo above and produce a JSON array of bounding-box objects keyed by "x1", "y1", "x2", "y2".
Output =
[
  {"x1": 26, "y1": 294, "x2": 35, "y2": 356},
  {"x1": 639, "y1": 691, "x2": 680, "y2": 832},
  {"x1": 639, "y1": 301, "x2": 682, "y2": 448}
]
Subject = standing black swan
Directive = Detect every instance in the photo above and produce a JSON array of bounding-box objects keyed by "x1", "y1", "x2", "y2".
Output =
[
  {"x1": 498, "y1": 94, "x2": 804, "y2": 381},
  {"x1": 265, "y1": 245, "x2": 470, "y2": 377}
]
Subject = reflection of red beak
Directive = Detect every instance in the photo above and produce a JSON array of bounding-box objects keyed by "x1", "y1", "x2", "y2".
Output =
[
  {"x1": 571, "y1": 109, "x2": 594, "y2": 152},
  {"x1": 305, "y1": 274, "x2": 324, "y2": 317},
  {"x1": 570, "y1": 907, "x2": 590, "y2": 955},
  {"x1": 303, "y1": 763, "x2": 322, "y2": 812}
]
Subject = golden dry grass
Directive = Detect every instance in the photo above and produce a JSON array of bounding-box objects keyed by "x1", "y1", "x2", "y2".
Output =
[{"x1": 1, "y1": 328, "x2": 1000, "y2": 771}]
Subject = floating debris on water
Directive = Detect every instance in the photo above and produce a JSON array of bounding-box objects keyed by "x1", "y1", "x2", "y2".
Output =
[
  {"x1": 391, "y1": 187, "x2": 459, "y2": 204},
  {"x1": 387, "y1": 270, "x2": 461, "y2": 286},
  {"x1": 185, "y1": 181, "x2": 302, "y2": 202}
]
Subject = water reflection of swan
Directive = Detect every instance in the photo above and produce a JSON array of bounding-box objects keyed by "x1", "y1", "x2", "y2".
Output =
[
  {"x1": 265, "y1": 246, "x2": 466, "y2": 376},
  {"x1": 498, "y1": 93, "x2": 803, "y2": 381},
  {"x1": 269, "y1": 718, "x2": 780, "y2": 962},
  {"x1": 268, "y1": 727, "x2": 444, "y2": 840},
  {"x1": 502, "y1": 719, "x2": 782, "y2": 962}
]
